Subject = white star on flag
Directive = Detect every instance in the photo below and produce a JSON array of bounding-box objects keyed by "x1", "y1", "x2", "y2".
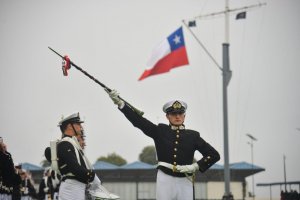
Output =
[{"x1": 173, "y1": 35, "x2": 181, "y2": 44}]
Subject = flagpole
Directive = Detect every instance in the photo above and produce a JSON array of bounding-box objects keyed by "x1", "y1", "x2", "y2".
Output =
[
  {"x1": 182, "y1": 2, "x2": 266, "y2": 200},
  {"x1": 182, "y1": 21, "x2": 222, "y2": 71},
  {"x1": 222, "y1": 0, "x2": 232, "y2": 199}
]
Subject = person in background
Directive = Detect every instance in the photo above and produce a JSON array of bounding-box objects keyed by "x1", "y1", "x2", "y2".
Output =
[
  {"x1": 50, "y1": 169, "x2": 60, "y2": 200},
  {"x1": 0, "y1": 137, "x2": 22, "y2": 200},
  {"x1": 38, "y1": 167, "x2": 56, "y2": 200},
  {"x1": 20, "y1": 170, "x2": 37, "y2": 200}
]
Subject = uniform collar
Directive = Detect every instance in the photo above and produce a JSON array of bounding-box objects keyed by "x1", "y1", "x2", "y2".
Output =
[{"x1": 170, "y1": 125, "x2": 185, "y2": 130}]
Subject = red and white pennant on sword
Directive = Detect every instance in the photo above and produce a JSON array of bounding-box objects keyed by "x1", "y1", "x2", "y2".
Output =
[{"x1": 48, "y1": 46, "x2": 144, "y2": 116}]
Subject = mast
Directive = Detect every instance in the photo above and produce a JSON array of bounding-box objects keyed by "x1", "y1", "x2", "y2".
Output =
[
  {"x1": 182, "y1": 2, "x2": 266, "y2": 200},
  {"x1": 283, "y1": 155, "x2": 287, "y2": 191},
  {"x1": 222, "y1": 0, "x2": 232, "y2": 199}
]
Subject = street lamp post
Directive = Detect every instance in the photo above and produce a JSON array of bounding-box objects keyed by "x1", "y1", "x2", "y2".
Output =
[
  {"x1": 246, "y1": 133, "x2": 257, "y2": 200},
  {"x1": 283, "y1": 155, "x2": 287, "y2": 192}
]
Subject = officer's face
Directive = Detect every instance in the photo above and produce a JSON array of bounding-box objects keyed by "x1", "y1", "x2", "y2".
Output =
[
  {"x1": 72, "y1": 123, "x2": 83, "y2": 134},
  {"x1": 0, "y1": 141, "x2": 3, "y2": 152},
  {"x1": 20, "y1": 172, "x2": 26, "y2": 180},
  {"x1": 77, "y1": 135, "x2": 86, "y2": 149},
  {"x1": 0, "y1": 142, "x2": 7, "y2": 152},
  {"x1": 166, "y1": 112, "x2": 185, "y2": 126},
  {"x1": 66, "y1": 123, "x2": 84, "y2": 136}
]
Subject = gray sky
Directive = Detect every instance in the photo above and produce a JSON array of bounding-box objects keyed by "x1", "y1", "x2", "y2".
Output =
[{"x1": 1, "y1": 0, "x2": 299, "y2": 198}]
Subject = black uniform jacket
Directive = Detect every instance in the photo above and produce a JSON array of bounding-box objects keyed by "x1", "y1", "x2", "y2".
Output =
[
  {"x1": 57, "y1": 136, "x2": 95, "y2": 184},
  {"x1": 38, "y1": 176, "x2": 55, "y2": 200},
  {"x1": 120, "y1": 104, "x2": 220, "y2": 176},
  {"x1": 0, "y1": 151, "x2": 21, "y2": 194},
  {"x1": 21, "y1": 178, "x2": 37, "y2": 198}
]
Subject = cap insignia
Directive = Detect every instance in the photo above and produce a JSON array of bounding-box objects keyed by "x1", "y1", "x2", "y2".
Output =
[{"x1": 172, "y1": 101, "x2": 182, "y2": 109}]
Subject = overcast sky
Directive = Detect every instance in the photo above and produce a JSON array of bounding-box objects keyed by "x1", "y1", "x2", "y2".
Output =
[{"x1": 1, "y1": 0, "x2": 299, "y2": 198}]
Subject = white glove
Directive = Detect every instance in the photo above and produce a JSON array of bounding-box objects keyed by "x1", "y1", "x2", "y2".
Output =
[
  {"x1": 176, "y1": 163, "x2": 199, "y2": 173},
  {"x1": 43, "y1": 187, "x2": 49, "y2": 193},
  {"x1": 89, "y1": 175, "x2": 101, "y2": 190},
  {"x1": 106, "y1": 89, "x2": 124, "y2": 107},
  {"x1": 88, "y1": 175, "x2": 120, "y2": 199},
  {"x1": 93, "y1": 175, "x2": 101, "y2": 185}
]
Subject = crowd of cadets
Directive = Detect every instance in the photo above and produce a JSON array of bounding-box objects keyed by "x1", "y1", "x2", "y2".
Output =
[
  {"x1": 0, "y1": 137, "x2": 60, "y2": 200},
  {"x1": 38, "y1": 168, "x2": 60, "y2": 200},
  {"x1": 281, "y1": 190, "x2": 300, "y2": 200}
]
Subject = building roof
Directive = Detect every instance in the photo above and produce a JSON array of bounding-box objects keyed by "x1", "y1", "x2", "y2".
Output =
[
  {"x1": 210, "y1": 163, "x2": 224, "y2": 169},
  {"x1": 93, "y1": 161, "x2": 156, "y2": 170},
  {"x1": 228, "y1": 162, "x2": 265, "y2": 180},
  {"x1": 21, "y1": 161, "x2": 264, "y2": 172},
  {"x1": 93, "y1": 161, "x2": 119, "y2": 170},
  {"x1": 206, "y1": 161, "x2": 264, "y2": 171},
  {"x1": 230, "y1": 161, "x2": 264, "y2": 170},
  {"x1": 257, "y1": 181, "x2": 300, "y2": 187},
  {"x1": 119, "y1": 161, "x2": 156, "y2": 169},
  {"x1": 21, "y1": 162, "x2": 43, "y2": 171},
  {"x1": 92, "y1": 161, "x2": 265, "y2": 172}
]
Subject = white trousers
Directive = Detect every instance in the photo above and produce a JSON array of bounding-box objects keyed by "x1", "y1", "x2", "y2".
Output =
[
  {"x1": 58, "y1": 179, "x2": 86, "y2": 200},
  {"x1": 21, "y1": 196, "x2": 31, "y2": 200},
  {"x1": 156, "y1": 169, "x2": 193, "y2": 200},
  {"x1": 53, "y1": 192, "x2": 59, "y2": 200},
  {"x1": 0, "y1": 194, "x2": 12, "y2": 200}
]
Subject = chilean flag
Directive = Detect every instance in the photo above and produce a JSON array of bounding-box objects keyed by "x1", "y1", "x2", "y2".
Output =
[{"x1": 138, "y1": 27, "x2": 189, "y2": 81}]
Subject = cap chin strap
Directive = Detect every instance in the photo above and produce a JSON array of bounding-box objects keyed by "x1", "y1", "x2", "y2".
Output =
[{"x1": 70, "y1": 124, "x2": 84, "y2": 137}]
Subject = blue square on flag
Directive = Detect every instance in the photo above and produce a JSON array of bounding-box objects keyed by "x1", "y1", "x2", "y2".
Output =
[{"x1": 167, "y1": 27, "x2": 185, "y2": 51}]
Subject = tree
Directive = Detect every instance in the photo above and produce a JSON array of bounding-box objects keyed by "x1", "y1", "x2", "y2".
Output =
[
  {"x1": 40, "y1": 159, "x2": 51, "y2": 168},
  {"x1": 97, "y1": 152, "x2": 127, "y2": 166},
  {"x1": 139, "y1": 145, "x2": 157, "y2": 165}
]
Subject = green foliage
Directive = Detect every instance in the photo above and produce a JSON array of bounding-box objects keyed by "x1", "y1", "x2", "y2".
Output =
[
  {"x1": 40, "y1": 159, "x2": 51, "y2": 168},
  {"x1": 97, "y1": 152, "x2": 127, "y2": 166},
  {"x1": 139, "y1": 145, "x2": 157, "y2": 165}
]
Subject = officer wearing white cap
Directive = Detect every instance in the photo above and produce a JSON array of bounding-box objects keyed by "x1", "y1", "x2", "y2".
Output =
[
  {"x1": 107, "y1": 90, "x2": 220, "y2": 200},
  {"x1": 162, "y1": 100, "x2": 187, "y2": 114},
  {"x1": 45, "y1": 112, "x2": 119, "y2": 200}
]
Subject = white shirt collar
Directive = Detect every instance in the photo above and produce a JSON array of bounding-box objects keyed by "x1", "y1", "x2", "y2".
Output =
[{"x1": 170, "y1": 125, "x2": 185, "y2": 130}]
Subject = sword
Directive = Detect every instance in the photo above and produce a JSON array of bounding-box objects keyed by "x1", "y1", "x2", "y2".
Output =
[{"x1": 48, "y1": 47, "x2": 144, "y2": 116}]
